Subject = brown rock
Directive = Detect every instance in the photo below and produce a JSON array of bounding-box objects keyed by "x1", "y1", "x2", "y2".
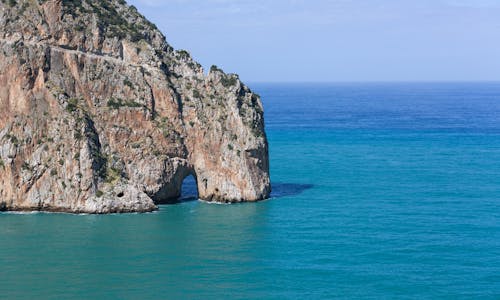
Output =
[{"x1": 0, "y1": 0, "x2": 270, "y2": 213}]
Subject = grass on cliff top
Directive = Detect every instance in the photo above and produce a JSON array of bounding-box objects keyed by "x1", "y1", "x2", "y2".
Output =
[
  {"x1": 210, "y1": 66, "x2": 239, "y2": 88},
  {"x1": 61, "y1": 0, "x2": 150, "y2": 42}
]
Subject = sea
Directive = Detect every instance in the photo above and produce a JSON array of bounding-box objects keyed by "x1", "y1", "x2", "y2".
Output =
[{"x1": 1, "y1": 82, "x2": 500, "y2": 299}]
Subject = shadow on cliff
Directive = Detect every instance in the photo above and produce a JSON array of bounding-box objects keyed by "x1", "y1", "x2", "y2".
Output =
[{"x1": 270, "y1": 183, "x2": 314, "y2": 198}]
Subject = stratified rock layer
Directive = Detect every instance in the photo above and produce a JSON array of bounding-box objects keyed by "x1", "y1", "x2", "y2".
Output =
[{"x1": 0, "y1": 0, "x2": 270, "y2": 213}]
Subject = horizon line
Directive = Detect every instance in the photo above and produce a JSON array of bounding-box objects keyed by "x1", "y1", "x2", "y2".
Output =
[{"x1": 246, "y1": 80, "x2": 500, "y2": 84}]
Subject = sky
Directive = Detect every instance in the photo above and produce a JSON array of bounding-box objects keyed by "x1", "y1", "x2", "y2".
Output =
[{"x1": 127, "y1": 0, "x2": 500, "y2": 82}]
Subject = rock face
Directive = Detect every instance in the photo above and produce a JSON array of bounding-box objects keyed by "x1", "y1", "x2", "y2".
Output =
[{"x1": 0, "y1": 0, "x2": 270, "y2": 213}]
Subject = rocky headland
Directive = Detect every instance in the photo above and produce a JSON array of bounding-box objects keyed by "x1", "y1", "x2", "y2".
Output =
[{"x1": 0, "y1": 0, "x2": 270, "y2": 213}]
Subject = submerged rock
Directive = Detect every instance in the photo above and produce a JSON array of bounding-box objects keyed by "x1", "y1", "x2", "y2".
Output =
[{"x1": 0, "y1": 0, "x2": 270, "y2": 213}]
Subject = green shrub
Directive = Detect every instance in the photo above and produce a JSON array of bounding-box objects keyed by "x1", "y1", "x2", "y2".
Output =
[
  {"x1": 105, "y1": 167, "x2": 121, "y2": 184},
  {"x1": 75, "y1": 24, "x2": 85, "y2": 31},
  {"x1": 107, "y1": 98, "x2": 142, "y2": 109},
  {"x1": 220, "y1": 76, "x2": 237, "y2": 88},
  {"x1": 66, "y1": 98, "x2": 79, "y2": 113},
  {"x1": 21, "y1": 162, "x2": 31, "y2": 170},
  {"x1": 10, "y1": 135, "x2": 19, "y2": 146},
  {"x1": 74, "y1": 131, "x2": 83, "y2": 140},
  {"x1": 177, "y1": 50, "x2": 190, "y2": 59},
  {"x1": 7, "y1": 134, "x2": 19, "y2": 146},
  {"x1": 192, "y1": 90, "x2": 201, "y2": 99},
  {"x1": 130, "y1": 31, "x2": 144, "y2": 42},
  {"x1": 123, "y1": 79, "x2": 134, "y2": 89},
  {"x1": 210, "y1": 65, "x2": 221, "y2": 72}
]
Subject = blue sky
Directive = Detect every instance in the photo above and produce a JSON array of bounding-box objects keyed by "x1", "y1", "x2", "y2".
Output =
[{"x1": 128, "y1": 0, "x2": 500, "y2": 82}]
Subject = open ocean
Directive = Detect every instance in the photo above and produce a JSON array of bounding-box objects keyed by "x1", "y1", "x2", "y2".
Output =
[{"x1": 1, "y1": 82, "x2": 500, "y2": 299}]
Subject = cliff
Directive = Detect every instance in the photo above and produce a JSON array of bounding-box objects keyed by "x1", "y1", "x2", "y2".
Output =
[{"x1": 0, "y1": 0, "x2": 270, "y2": 213}]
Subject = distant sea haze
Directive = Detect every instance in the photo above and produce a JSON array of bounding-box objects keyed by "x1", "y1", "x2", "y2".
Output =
[{"x1": 1, "y1": 82, "x2": 500, "y2": 299}]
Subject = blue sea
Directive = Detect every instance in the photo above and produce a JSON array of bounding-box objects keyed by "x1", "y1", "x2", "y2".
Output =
[{"x1": 1, "y1": 83, "x2": 500, "y2": 299}]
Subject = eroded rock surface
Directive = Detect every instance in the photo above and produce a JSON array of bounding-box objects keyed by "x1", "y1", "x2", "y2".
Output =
[{"x1": 0, "y1": 0, "x2": 270, "y2": 213}]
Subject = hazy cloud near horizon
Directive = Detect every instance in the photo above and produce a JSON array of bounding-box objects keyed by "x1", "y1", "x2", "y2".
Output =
[{"x1": 128, "y1": 0, "x2": 500, "y2": 82}]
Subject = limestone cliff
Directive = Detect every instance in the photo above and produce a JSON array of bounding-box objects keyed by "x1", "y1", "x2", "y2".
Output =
[{"x1": 0, "y1": 0, "x2": 270, "y2": 213}]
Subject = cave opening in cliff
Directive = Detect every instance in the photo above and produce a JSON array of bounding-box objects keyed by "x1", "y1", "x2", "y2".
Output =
[
  {"x1": 151, "y1": 171, "x2": 199, "y2": 205},
  {"x1": 180, "y1": 174, "x2": 199, "y2": 201},
  {"x1": 150, "y1": 166, "x2": 198, "y2": 205}
]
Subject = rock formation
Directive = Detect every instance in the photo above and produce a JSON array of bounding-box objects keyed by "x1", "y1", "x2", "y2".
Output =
[{"x1": 0, "y1": 0, "x2": 270, "y2": 213}]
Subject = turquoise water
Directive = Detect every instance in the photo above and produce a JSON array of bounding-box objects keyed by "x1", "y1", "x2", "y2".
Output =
[{"x1": 2, "y1": 83, "x2": 500, "y2": 299}]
